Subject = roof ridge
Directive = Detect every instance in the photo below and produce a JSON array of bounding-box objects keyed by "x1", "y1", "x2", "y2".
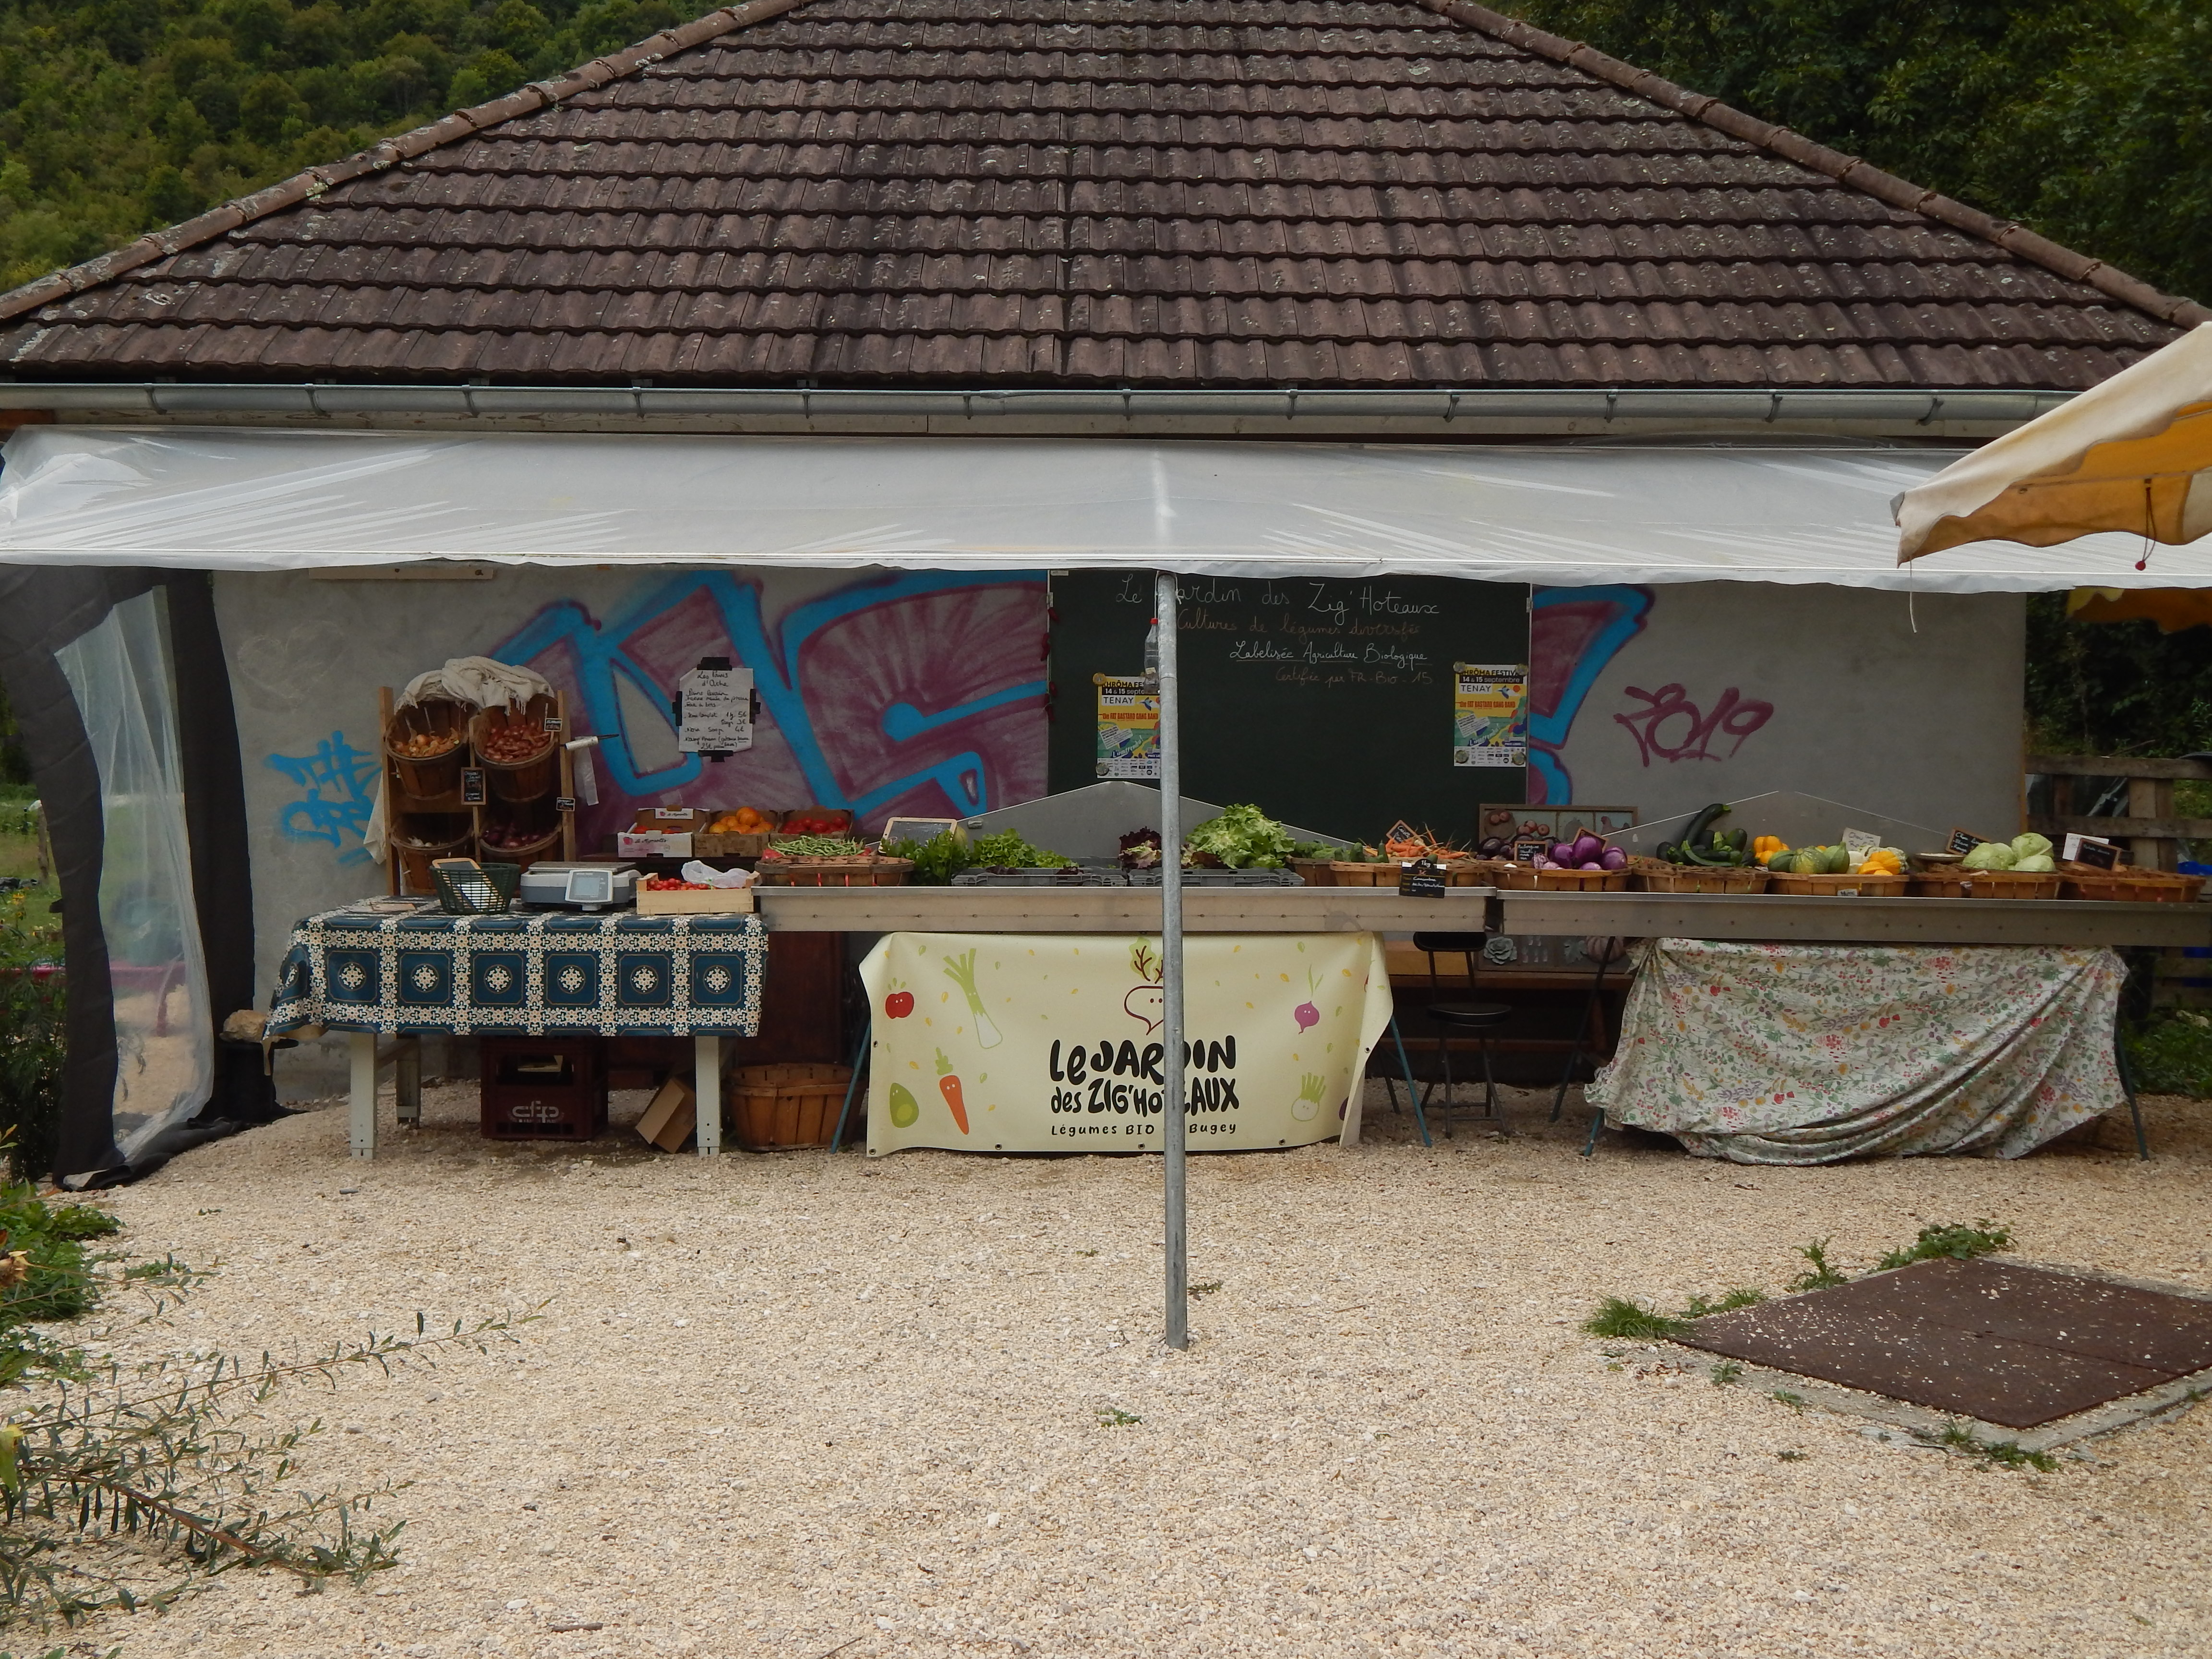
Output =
[
  {"x1": 0, "y1": 0, "x2": 817, "y2": 325},
  {"x1": 1423, "y1": 0, "x2": 2212, "y2": 329}
]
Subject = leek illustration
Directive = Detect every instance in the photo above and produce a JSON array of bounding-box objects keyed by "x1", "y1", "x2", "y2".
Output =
[
  {"x1": 941, "y1": 949, "x2": 1004, "y2": 1049},
  {"x1": 1291, "y1": 1071, "x2": 1328, "y2": 1121}
]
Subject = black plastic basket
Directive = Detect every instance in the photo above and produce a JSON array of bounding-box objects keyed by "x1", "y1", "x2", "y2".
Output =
[
  {"x1": 432, "y1": 858, "x2": 521, "y2": 915},
  {"x1": 951, "y1": 867, "x2": 1127, "y2": 887},
  {"x1": 1124, "y1": 867, "x2": 1305, "y2": 887}
]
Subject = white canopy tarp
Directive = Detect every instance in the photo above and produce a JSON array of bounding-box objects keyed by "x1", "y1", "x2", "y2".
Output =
[{"x1": 0, "y1": 425, "x2": 2191, "y2": 590}]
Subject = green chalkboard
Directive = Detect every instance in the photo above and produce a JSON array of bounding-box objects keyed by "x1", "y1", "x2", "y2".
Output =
[{"x1": 1046, "y1": 572, "x2": 1530, "y2": 844}]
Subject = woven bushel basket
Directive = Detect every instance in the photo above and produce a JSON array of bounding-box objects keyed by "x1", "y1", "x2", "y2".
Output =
[{"x1": 729, "y1": 1062, "x2": 853, "y2": 1150}]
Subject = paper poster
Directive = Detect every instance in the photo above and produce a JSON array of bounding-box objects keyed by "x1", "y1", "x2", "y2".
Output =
[
  {"x1": 1453, "y1": 662, "x2": 1528, "y2": 767},
  {"x1": 678, "y1": 666, "x2": 753, "y2": 753},
  {"x1": 1094, "y1": 673, "x2": 1160, "y2": 779},
  {"x1": 858, "y1": 932, "x2": 1394, "y2": 1156}
]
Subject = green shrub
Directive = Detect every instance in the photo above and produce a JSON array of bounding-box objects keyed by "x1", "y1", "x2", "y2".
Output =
[
  {"x1": 2127, "y1": 1010, "x2": 2212, "y2": 1098},
  {"x1": 0, "y1": 889, "x2": 65, "y2": 1182}
]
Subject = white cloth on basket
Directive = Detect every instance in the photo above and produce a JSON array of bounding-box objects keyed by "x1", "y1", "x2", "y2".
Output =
[{"x1": 394, "y1": 656, "x2": 553, "y2": 712}]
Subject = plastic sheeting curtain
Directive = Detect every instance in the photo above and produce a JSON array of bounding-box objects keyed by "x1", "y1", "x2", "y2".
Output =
[{"x1": 54, "y1": 590, "x2": 212, "y2": 1158}]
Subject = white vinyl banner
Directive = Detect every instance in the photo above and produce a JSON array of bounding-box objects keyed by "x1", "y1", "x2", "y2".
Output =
[{"x1": 858, "y1": 932, "x2": 1395, "y2": 1156}]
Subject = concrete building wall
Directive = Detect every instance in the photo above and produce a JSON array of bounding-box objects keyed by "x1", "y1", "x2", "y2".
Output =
[{"x1": 1532, "y1": 582, "x2": 2025, "y2": 838}]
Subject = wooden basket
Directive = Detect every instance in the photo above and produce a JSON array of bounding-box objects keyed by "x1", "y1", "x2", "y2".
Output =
[
  {"x1": 479, "y1": 821, "x2": 565, "y2": 872},
  {"x1": 1907, "y1": 870, "x2": 2063, "y2": 900},
  {"x1": 1324, "y1": 861, "x2": 1398, "y2": 887},
  {"x1": 1289, "y1": 858, "x2": 1335, "y2": 887},
  {"x1": 392, "y1": 821, "x2": 475, "y2": 892},
  {"x1": 728, "y1": 1061, "x2": 853, "y2": 1150},
  {"x1": 2057, "y1": 864, "x2": 2206, "y2": 903},
  {"x1": 753, "y1": 857, "x2": 914, "y2": 888},
  {"x1": 384, "y1": 700, "x2": 470, "y2": 800},
  {"x1": 1471, "y1": 859, "x2": 1540, "y2": 890},
  {"x1": 1437, "y1": 859, "x2": 1490, "y2": 888},
  {"x1": 469, "y1": 699, "x2": 560, "y2": 803},
  {"x1": 1765, "y1": 871, "x2": 1911, "y2": 897},
  {"x1": 1632, "y1": 863, "x2": 1769, "y2": 893},
  {"x1": 1535, "y1": 867, "x2": 1632, "y2": 891}
]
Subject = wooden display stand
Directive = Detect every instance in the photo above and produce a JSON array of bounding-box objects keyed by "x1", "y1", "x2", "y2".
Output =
[{"x1": 380, "y1": 686, "x2": 578, "y2": 894}]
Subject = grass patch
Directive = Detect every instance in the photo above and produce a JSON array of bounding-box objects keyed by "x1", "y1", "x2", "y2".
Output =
[
  {"x1": 1775, "y1": 1448, "x2": 1807, "y2": 1462},
  {"x1": 1187, "y1": 1281, "x2": 1222, "y2": 1298},
  {"x1": 1581, "y1": 1297, "x2": 1688, "y2": 1341},
  {"x1": 1772, "y1": 1390, "x2": 1806, "y2": 1413},
  {"x1": 1711, "y1": 1361, "x2": 1744, "y2": 1387},
  {"x1": 1923, "y1": 1422, "x2": 2059, "y2": 1473},
  {"x1": 1876, "y1": 1220, "x2": 2013, "y2": 1273},
  {"x1": 1682, "y1": 1288, "x2": 1765, "y2": 1319},
  {"x1": 1096, "y1": 1407, "x2": 1142, "y2": 1427},
  {"x1": 1788, "y1": 1238, "x2": 1850, "y2": 1292}
]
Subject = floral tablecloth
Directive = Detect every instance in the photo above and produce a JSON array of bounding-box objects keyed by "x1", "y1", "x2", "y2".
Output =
[
  {"x1": 267, "y1": 908, "x2": 769, "y2": 1038},
  {"x1": 1586, "y1": 940, "x2": 2125, "y2": 1163}
]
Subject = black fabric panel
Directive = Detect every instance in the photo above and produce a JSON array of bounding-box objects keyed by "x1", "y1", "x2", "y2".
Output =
[
  {"x1": 163, "y1": 573, "x2": 277, "y2": 1124},
  {"x1": 0, "y1": 566, "x2": 160, "y2": 1181}
]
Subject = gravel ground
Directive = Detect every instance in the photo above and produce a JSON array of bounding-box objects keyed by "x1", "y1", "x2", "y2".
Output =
[{"x1": 54, "y1": 1081, "x2": 2212, "y2": 1659}]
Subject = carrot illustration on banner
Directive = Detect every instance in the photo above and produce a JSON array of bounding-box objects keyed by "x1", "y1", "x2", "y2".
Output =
[
  {"x1": 934, "y1": 1047, "x2": 970, "y2": 1133},
  {"x1": 941, "y1": 949, "x2": 1003, "y2": 1049}
]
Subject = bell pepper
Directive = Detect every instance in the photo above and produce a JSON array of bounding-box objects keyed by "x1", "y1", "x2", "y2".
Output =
[{"x1": 1752, "y1": 835, "x2": 1787, "y2": 860}]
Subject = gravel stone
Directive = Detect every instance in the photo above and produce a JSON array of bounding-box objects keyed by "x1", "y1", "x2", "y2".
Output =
[{"x1": 59, "y1": 1081, "x2": 2212, "y2": 1658}]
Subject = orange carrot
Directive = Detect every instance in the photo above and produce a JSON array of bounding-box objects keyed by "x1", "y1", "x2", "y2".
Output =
[{"x1": 934, "y1": 1047, "x2": 969, "y2": 1133}]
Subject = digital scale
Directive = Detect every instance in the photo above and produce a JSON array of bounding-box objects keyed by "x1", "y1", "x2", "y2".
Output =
[{"x1": 518, "y1": 863, "x2": 638, "y2": 911}]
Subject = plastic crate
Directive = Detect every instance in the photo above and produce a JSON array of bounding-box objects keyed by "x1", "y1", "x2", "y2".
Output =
[
  {"x1": 432, "y1": 858, "x2": 521, "y2": 914},
  {"x1": 1123, "y1": 867, "x2": 1305, "y2": 887},
  {"x1": 480, "y1": 1037, "x2": 606, "y2": 1140},
  {"x1": 950, "y1": 867, "x2": 1126, "y2": 887}
]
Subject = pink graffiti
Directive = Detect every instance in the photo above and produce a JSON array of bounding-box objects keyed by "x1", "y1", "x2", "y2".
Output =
[{"x1": 1612, "y1": 683, "x2": 1774, "y2": 767}]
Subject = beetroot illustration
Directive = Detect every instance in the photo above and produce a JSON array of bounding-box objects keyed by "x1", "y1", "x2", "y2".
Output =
[{"x1": 1292, "y1": 967, "x2": 1322, "y2": 1032}]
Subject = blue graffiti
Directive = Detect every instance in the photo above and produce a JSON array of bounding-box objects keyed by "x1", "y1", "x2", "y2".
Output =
[
  {"x1": 491, "y1": 570, "x2": 1047, "y2": 820},
  {"x1": 1528, "y1": 585, "x2": 1654, "y2": 803},
  {"x1": 269, "y1": 732, "x2": 380, "y2": 865}
]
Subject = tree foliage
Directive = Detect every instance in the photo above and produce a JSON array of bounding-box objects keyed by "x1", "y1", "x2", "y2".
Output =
[
  {"x1": 0, "y1": 0, "x2": 684, "y2": 290},
  {"x1": 1503, "y1": 0, "x2": 2211, "y2": 306},
  {"x1": 2024, "y1": 593, "x2": 2212, "y2": 757}
]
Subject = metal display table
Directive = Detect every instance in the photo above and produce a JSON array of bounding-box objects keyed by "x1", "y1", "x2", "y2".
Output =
[{"x1": 755, "y1": 886, "x2": 2211, "y2": 948}]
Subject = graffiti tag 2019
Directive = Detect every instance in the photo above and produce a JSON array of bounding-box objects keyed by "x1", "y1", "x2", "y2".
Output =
[
  {"x1": 1528, "y1": 586, "x2": 1774, "y2": 802},
  {"x1": 1613, "y1": 683, "x2": 1776, "y2": 767}
]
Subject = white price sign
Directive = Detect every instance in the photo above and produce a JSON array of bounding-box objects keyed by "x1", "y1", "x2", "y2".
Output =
[{"x1": 678, "y1": 667, "x2": 753, "y2": 754}]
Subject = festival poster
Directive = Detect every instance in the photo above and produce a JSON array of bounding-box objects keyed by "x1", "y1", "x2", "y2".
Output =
[
  {"x1": 1093, "y1": 673, "x2": 1160, "y2": 779},
  {"x1": 857, "y1": 933, "x2": 1394, "y2": 1155},
  {"x1": 1453, "y1": 662, "x2": 1528, "y2": 767}
]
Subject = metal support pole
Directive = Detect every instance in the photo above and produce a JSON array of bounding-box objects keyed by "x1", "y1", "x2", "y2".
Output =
[{"x1": 1157, "y1": 569, "x2": 1188, "y2": 1351}]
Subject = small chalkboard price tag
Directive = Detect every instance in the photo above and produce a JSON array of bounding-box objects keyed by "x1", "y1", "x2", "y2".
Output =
[
  {"x1": 1398, "y1": 858, "x2": 1447, "y2": 898},
  {"x1": 555, "y1": 796, "x2": 577, "y2": 815},
  {"x1": 2065, "y1": 833, "x2": 2122, "y2": 870},
  {"x1": 1512, "y1": 838, "x2": 1549, "y2": 865},
  {"x1": 542, "y1": 715, "x2": 563, "y2": 735},
  {"x1": 1947, "y1": 828, "x2": 1985, "y2": 855},
  {"x1": 460, "y1": 769, "x2": 486, "y2": 805}
]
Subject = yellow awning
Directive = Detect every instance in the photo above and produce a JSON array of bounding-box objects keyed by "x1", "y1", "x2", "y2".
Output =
[{"x1": 1899, "y1": 324, "x2": 2212, "y2": 563}]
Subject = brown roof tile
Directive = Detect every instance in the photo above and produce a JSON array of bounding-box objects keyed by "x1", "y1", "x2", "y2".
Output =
[{"x1": 1, "y1": 0, "x2": 2200, "y2": 389}]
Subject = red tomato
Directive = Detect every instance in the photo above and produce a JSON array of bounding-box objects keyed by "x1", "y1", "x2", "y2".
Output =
[{"x1": 884, "y1": 991, "x2": 914, "y2": 1019}]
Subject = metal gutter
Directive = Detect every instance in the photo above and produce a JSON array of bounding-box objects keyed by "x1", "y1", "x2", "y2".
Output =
[{"x1": 0, "y1": 382, "x2": 2074, "y2": 436}]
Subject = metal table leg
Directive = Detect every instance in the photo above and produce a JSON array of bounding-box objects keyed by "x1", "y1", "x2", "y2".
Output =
[
  {"x1": 395, "y1": 1036, "x2": 422, "y2": 1126},
  {"x1": 831, "y1": 1015, "x2": 872, "y2": 1151},
  {"x1": 1391, "y1": 1016, "x2": 1431, "y2": 1148},
  {"x1": 695, "y1": 1034, "x2": 722, "y2": 1155},
  {"x1": 2115, "y1": 1008, "x2": 2150, "y2": 1160},
  {"x1": 348, "y1": 1031, "x2": 377, "y2": 1159}
]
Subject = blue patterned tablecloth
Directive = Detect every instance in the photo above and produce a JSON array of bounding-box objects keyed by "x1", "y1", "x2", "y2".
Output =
[{"x1": 268, "y1": 909, "x2": 769, "y2": 1037}]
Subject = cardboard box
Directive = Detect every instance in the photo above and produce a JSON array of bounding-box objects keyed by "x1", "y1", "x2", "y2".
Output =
[
  {"x1": 617, "y1": 830, "x2": 693, "y2": 859},
  {"x1": 633, "y1": 806, "x2": 714, "y2": 831},
  {"x1": 636, "y1": 1074, "x2": 697, "y2": 1152}
]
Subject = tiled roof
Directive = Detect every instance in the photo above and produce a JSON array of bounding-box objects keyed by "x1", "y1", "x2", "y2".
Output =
[{"x1": 1, "y1": 0, "x2": 2200, "y2": 390}]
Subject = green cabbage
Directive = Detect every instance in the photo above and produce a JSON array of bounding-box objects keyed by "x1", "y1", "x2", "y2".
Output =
[
  {"x1": 1960, "y1": 841, "x2": 2018, "y2": 871},
  {"x1": 2011, "y1": 833, "x2": 2054, "y2": 860},
  {"x1": 2012, "y1": 854, "x2": 2056, "y2": 872}
]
